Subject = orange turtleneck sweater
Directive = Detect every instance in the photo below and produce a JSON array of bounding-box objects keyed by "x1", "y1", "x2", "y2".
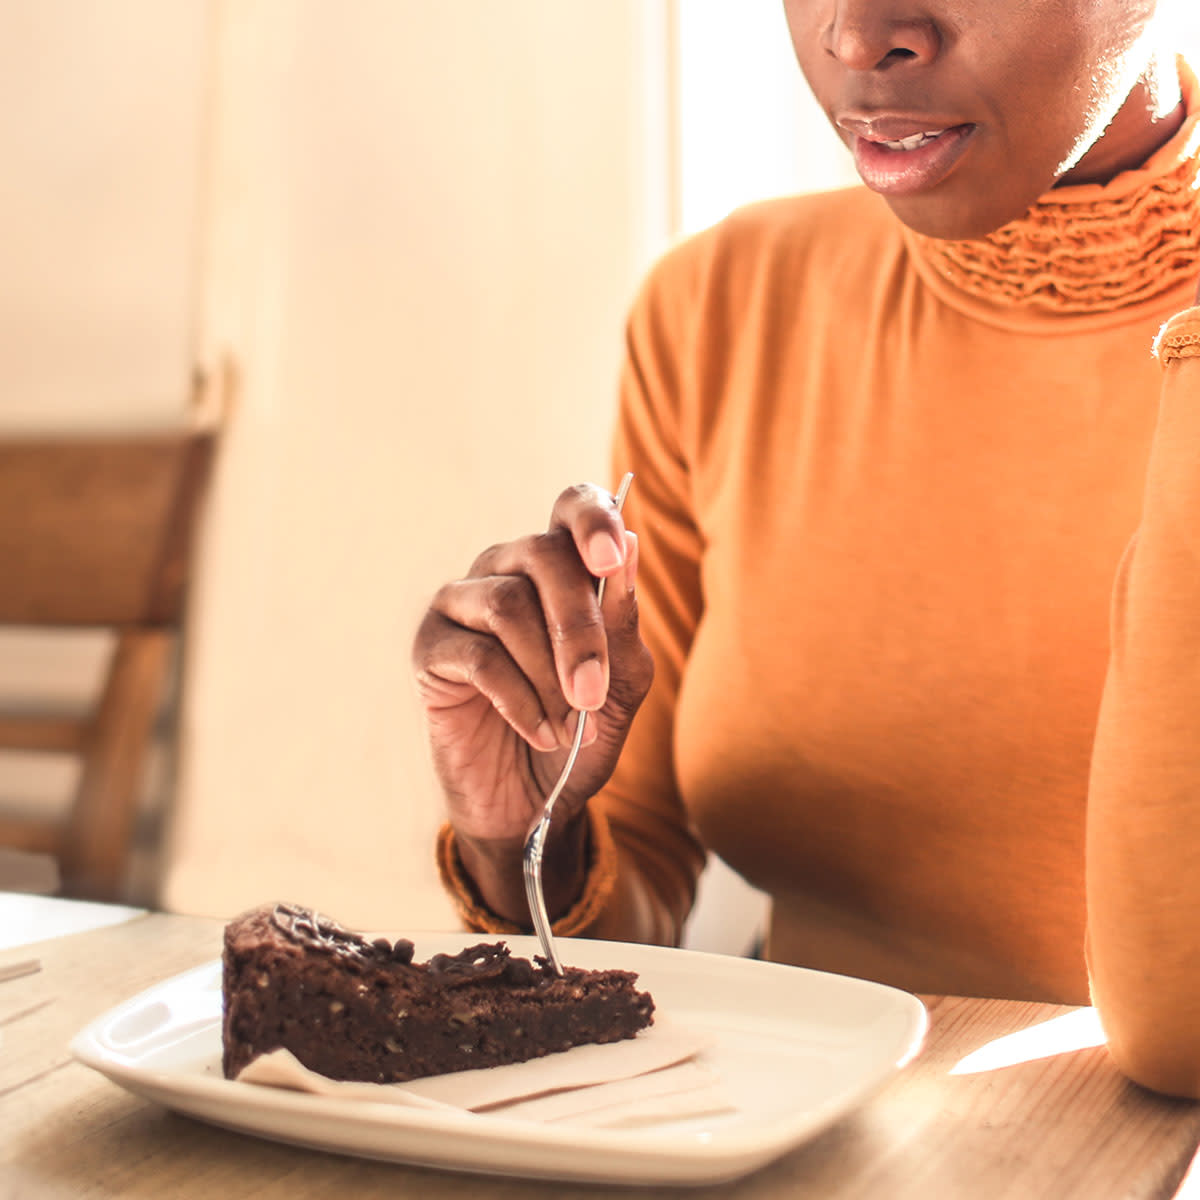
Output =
[{"x1": 439, "y1": 72, "x2": 1200, "y2": 1096}]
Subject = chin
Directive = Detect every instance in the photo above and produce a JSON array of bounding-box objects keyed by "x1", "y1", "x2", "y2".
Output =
[{"x1": 881, "y1": 191, "x2": 1037, "y2": 243}]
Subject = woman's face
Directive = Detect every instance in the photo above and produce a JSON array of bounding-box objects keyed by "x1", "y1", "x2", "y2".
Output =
[{"x1": 784, "y1": 0, "x2": 1179, "y2": 238}]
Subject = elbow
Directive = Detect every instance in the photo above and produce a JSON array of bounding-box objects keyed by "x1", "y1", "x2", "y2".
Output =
[
  {"x1": 1101, "y1": 1012, "x2": 1200, "y2": 1100},
  {"x1": 1085, "y1": 909, "x2": 1200, "y2": 1098},
  {"x1": 1108, "y1": 1042, "x2": 1200, "y2": 1100}
]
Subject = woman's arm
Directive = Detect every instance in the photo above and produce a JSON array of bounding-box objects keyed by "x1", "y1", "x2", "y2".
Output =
[{"x1": 1087, "y1": 301, "x2": 1200, "y2": 1098}]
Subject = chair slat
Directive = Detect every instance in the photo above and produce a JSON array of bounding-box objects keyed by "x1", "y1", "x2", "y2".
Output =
[
  {"x1": 0, "y1": 715, "x2": 87, "y2": 754},
  {"x1": 0, "y1": 813, "x2": 62, "y2": 858},
  {"x1": 0, "y1": 433, "x2": 214, "y2": 626}
]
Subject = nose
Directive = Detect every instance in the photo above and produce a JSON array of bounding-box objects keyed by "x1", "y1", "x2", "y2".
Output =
[{"x1": 821, "y1": 0, "x2": 941, "y2": 71}]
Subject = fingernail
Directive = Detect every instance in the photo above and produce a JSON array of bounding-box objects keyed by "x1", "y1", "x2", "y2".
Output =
[
  {"x1": 565, "y1": 710, "x2": 599, "y2": 746},
  {"x1": 532, "y1": 719, "x2": 557, "y2": 752},
  {"x1": 587, "y1": 531, "x2": 624, "y2": 573},
  {"x1": 570, "y1": 658, "x2": 606, "y2": 710}
]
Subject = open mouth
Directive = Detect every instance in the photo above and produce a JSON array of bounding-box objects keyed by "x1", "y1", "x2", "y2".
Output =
[
  {"x1": 875, "y1": 130, "x2": 949, "y2": 151},
  {"x1": 851, "y1": 124, "x2": 976, "y2": 195}
]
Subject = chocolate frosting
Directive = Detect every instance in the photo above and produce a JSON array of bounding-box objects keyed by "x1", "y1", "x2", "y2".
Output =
[
  {"x1": 270, "y1": 903, "x2": 545, "y2": 986},
  {"x1": 271, "y1": 902, "x2": 415, "y2": 964}
]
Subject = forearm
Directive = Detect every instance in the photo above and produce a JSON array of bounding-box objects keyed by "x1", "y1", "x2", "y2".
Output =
[{"x1": 1087, "y1": 308, "x2": 1200, "y2": 1097}]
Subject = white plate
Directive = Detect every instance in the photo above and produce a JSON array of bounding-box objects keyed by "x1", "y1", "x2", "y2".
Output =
[{"x1": 71, "y1": 933, "x2": 926, "y2": 1186}]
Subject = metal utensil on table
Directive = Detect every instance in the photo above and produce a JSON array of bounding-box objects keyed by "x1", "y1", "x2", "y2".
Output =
[{"x1": 523, "y1": 472, "x2": 634, "y2": 975}]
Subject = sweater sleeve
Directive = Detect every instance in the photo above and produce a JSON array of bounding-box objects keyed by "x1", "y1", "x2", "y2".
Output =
[{"x1": 1087, "y1": 306, "x2": 1200, "y2": 1098}]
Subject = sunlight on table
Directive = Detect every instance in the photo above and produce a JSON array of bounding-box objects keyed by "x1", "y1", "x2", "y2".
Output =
[{"x1": 950, "y1": 1008, "x2": 1107, "y2": 1075}]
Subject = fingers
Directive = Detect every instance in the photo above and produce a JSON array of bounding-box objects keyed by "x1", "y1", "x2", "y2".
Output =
[
  {"x1": 414, "y1": 481, "x2": 639, "y2": 754},
  {"x1": 465, "y1": 530, "x2": 602, "y2": 711},
  {"x1": 467, "y1": 482, "x2": 633, "y2": 710},
  {"x1": 547, "y1": 482, "x2": 631, "y2": 584},
  {"x1": 418, "y1": 568, "x2": 586, "y2": 751},
  {"x1": 413, "y1": 610, "x2": 559, "y2": 752}
]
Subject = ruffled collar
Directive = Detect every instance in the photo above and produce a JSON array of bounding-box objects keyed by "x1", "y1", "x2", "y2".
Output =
[{"x1": 905, "y1": 61, "x2": 1200, "y2": 330}]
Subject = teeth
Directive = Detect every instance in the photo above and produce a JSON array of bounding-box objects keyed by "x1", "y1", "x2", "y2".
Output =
[{"x1": 880, "y1": 131, "x2": 943, "y2": 151}]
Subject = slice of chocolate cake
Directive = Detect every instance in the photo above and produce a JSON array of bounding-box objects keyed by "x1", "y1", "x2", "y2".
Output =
[{"x1": 222, "y1": 902, "x2": 655, "y2": 1083}]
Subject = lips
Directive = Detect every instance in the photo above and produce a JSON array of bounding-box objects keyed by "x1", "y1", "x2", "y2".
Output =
[{"x1": 838, "y1": 116, "x2": 977, "y2": 196}]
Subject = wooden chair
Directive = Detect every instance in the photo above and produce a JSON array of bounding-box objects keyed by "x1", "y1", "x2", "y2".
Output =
[{"x1": 0, "y1": 406, "x2": 220, "y2": 902}]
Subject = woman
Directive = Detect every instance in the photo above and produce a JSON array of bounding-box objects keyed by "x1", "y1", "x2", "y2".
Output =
[{"x1": 412, "y1": 0, "x2": 1200, "y2": 1097}]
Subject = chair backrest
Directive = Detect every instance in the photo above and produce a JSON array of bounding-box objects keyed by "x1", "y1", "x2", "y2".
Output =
[
  {"x1": 0, "y1": 431, "x2": 215, "y2": 627},
  {"x1": 0, "y1": 420, "x2": 220, "y2": 901}
]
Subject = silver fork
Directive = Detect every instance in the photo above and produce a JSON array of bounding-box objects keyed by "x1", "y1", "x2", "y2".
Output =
[{"x1": 522, "y1": 472, "x2": 634, "y2": 974}]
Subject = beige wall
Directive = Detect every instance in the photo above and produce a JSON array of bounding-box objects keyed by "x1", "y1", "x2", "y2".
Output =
[
  {"x1": 1, "y1": 1, "x2": 776, "y2": 945},
  {"x1": 0, "y1": 1, "x2": 672, "y2": 927},
  {"x1": 163, "y1": 1, "x2": 674, "y2": 928},
  {"x1": 0, "y1": 0, "x2": 209, "y2": 427}
]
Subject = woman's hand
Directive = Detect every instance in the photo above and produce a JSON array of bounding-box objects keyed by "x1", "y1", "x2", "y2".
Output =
[{"x1": 412, "y1": 482, "x2": 653, "y2": 920}]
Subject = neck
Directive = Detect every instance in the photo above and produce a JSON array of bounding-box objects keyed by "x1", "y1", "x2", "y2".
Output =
[{"x1": 1058, "y1": 57, "x2": 1185, "y2": 188}]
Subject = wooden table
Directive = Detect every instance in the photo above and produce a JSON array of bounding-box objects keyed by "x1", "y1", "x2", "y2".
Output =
[{"x1": 4, "y1": 905, "x2": 1200, "y2": 1199}]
